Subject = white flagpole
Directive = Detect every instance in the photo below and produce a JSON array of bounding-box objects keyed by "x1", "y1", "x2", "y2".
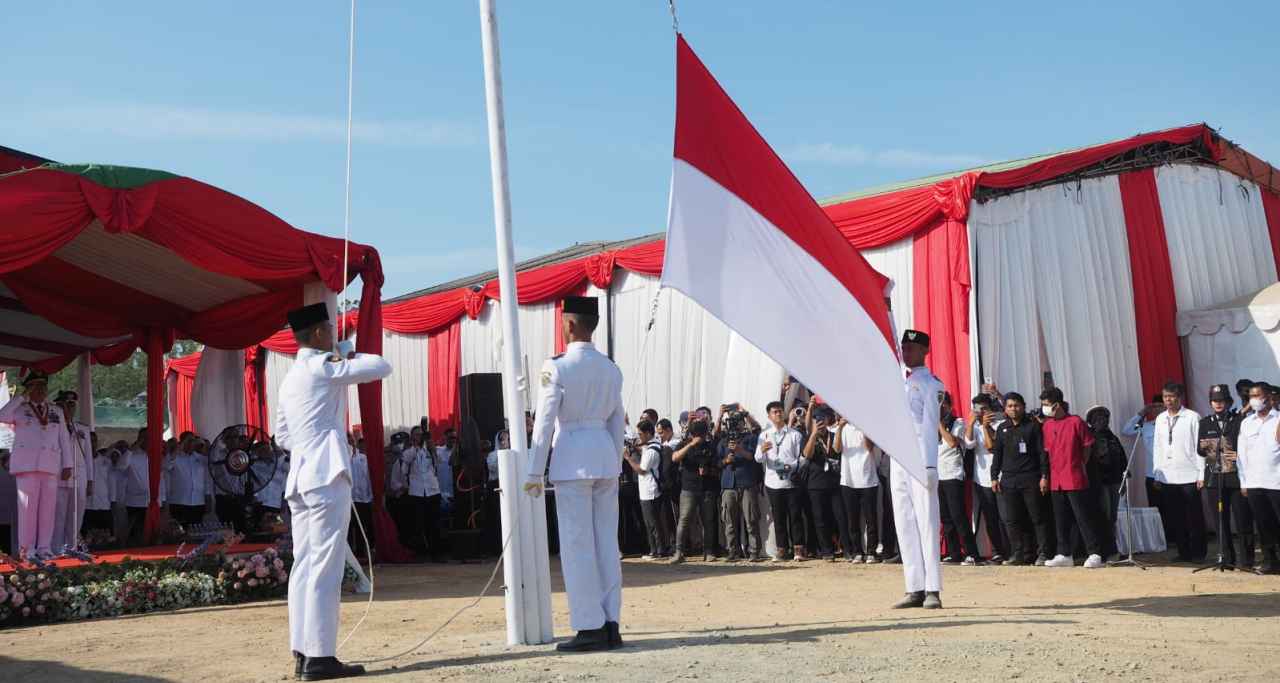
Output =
[{"x1": 477, "y1": 0, "x2": 553, "y2": 646}]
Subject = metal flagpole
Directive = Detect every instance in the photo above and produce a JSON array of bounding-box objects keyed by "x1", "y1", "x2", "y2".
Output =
[{"x1": 477, "y1": 0, "x2": 553, "y2": 646}]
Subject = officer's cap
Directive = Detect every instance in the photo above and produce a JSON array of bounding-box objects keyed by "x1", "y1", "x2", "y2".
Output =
[
  {"x1": 1209, "y1": 384, "x2": 1233, "y2": 402},
  {"x1": 21, "y1": 370, "x2": 49, "y2": 388},
  {"x1": 53, "y1": 390, "x2": 79, "y2": 405},
  {"x1": 901, "y1": 329, "x2": 930, "y2": 348},
  {"x1": 562, "y1": 296, "x2": 598, "y2": 317},
  {"x1": 287, "y1": 303, "x2": 329, "y2": 333}
]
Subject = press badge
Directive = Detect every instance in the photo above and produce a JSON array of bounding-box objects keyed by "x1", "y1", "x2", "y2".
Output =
[{"x1": 1018, "y1": 441, "x2": 1027, "y2": 454}]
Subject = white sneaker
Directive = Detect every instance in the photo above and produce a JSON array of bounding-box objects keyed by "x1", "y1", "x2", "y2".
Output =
[
  {"x1": 1044, "y1": 554, "x2": 1074, "y2": 567},
  {"x1": 1083, "y1": 554, "x2": 1104, "y2": 569},
  {"x1": 641, "y1": 555, "x2": 656, "y2": 561}
]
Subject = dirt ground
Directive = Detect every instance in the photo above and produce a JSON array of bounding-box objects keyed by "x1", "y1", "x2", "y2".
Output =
[{"x1": 3, "y1": 553, "x2": 1279, "y2": 683}]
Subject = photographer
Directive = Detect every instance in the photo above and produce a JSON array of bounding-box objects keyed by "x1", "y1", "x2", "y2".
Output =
[
  {"x1": 757, "y1": 401, "x2": 804, "y2": 561},
  {"x1": 937, "y1": 392, "x2": 979, "y2": 565},
  {"x1": 802, "y1": 405, "x2": 853, "y2": 562},
  {"x1": 668, "y1": 416, "x2": 720, "y2": 564},
  {"x1": 624, "y1": 420, "x2": 671, "y2": 559},
  {"x1": 718, "y1": 405, "x2": 764, "y2": 562},
  {"x1": 966, "y1": 393, "x2": 1009, "y2": 562}
]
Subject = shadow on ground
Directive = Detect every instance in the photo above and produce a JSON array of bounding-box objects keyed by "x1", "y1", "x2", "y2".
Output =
[
  {"x1": 360, "y1": 616, "x2": 1075, "y2": 679},
  {"x1": 1028, "y1": 591, "x2": 1280, "y2": 618},
  {"x1": 0, "y1": 657, "x2": 170, "y2": 683}
]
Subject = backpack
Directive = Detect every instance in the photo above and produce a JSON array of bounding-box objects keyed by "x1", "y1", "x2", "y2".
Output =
[{"x1": 658, "y1": 443, "x2": 680, "y2": 498}]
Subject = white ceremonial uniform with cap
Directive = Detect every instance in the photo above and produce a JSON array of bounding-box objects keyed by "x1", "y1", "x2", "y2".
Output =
[
  {"x1": 53, "y1": 418, "x2": 93, "y2": 551},
  {"x1": 527, "y1": 340, "x2": 626, "y2": 633},
  {"x1": 0, "y1": 397, "x2": 74, "y2": 555},
  {"x1": 276, "y1": 346, "x2": 391, "y2": 658},
  {"x1": 890, "y1": 362, "x2": 944, "y2": 594}
]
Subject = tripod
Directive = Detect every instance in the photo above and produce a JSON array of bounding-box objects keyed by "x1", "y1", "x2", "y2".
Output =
[
  {"x1": 1194, "y1": 444, "x2": 1261, "y2": 575},
  {"x1": 1108, "y1": 437, "x2": 1148, "y2": 569}
]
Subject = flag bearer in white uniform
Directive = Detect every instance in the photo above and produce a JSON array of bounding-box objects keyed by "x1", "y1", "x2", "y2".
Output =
[
  {"x1": 275, "y1": 303, "x2": 391, "y2": 681},
  {"x1": 890, "y1": 330, "x2": 945, "y2": 610},
  {"x1": 52, "y1": 391, "x2": 94, "y2": 553},
  {"x1": 524, "y1": 296, "x2": 626, "y2": 653},
  {"x1": 0, "y1": 371, "x2": 74, "y2": 561}
]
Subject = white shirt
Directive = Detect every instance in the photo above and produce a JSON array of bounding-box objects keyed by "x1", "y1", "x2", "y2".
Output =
[
  {"x1": 1121, "y1": 414, "x2": 1157, "y2": 478},
  {"x1": 755, "y1": 424, "x2": 803, "y2": 490},
  {"x1": 255, "y1": 456, "x2": 288, "y2": 509},
  {"x1": 166, "y1": 451, "x2": 212, "y2": 505},
  {"x1": 87, "y1": 453, "x2": 114, "y2": 510},
  {"x1": 0, "y1": 398, "x2": 74, "y2": 476},
  {"x1": 906, "y1": 366, "x2": 944, "y2": 470},
  {"x1": 121, "y1": 447, "x2": 151, "y2": 507},
  {"x1": 937, "y1": 420, "x2": 967, "y2": 481},
  {"x1": 1237, "y1": 410, "x2": 1280, "y2": 490},
  {"x1": 485, "y1": 450, "x2": 500, "y2": 482},
  {"x1": 637, "y1": 440, "x2": 662, "y2": 501},
  {"x1": 526, "y1": 342, "x2": 626, "y2": 483},
  {"x1": 275, "y1": 348, "x2": 392, "y2": 497},
  {"x1": 1152, "y1": 407, "x2": 1203, "y2": 485},
  {"x1": 964, "y1": 417, "x2": 1004, "y2": 488},
  {"x1": 350, "y1": 450, "x2": 373, "y2": 504},
  {"x1": 838, "y1": 424, "x2": 879, "y2": 489},
  {"x1": 59, "y1": 421, "x2": 93, "y2": 491},
  {"x1": 403, "y1": 446, "x2": 441, "y2": 497},
  {"x1": 435, "y1": 446, "x2": 454, "y2": 498}
]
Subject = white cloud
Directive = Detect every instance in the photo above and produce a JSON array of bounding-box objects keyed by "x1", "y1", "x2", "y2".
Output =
[
  {"x1": 786, "y1": 142, "x2": 987, "y2": 170},
  {"x1": 36, "y1": 104, "x2": 478, "y2": 147}
]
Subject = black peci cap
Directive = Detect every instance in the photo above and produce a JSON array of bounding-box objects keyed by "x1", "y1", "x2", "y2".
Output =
[
  {"x1": 287, "y1": 303, "x2": 330, "y2": 332},
  {"x1": 901, "y1": 329, "x2": 930, "y2": 347},
  {"x1": 562, "y1": 296, "x2": 599, "y2": 316}
]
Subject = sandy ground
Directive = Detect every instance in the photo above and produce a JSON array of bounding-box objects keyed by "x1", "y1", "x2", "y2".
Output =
[{"x1": 3, "y1": 553, "x2": 1279, "y2": 683}]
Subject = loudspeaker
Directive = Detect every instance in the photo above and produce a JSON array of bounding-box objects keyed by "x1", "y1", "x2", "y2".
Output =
[{"x1": 459, "y1": 373, "x2": 504, "y2": 443}]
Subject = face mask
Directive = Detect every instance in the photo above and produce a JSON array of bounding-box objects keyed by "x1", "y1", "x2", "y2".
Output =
[
  {"x1": 1250, "y1": 397, "x2": 1266, "y2": 412},
  {"x1": 1041, "y1": 405, "x2": 1055, "y2": 417}
]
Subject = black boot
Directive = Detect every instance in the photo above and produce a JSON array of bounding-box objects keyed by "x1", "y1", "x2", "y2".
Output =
[
  {"x1": 605, "y1": 621, "x2": 623, "y2": 649},
  {"x1": 293, "y1": 651, "x2": 304, "y2": 679},
  {"x1": 299, "y1": 656, "x2": 366, "y2": 681},
  {"x1": 555, "y1": 627, "x2": 610, "y2": 653},
  {"x1": 891, "y1": 591, "x2": 925, "y2": 609}
]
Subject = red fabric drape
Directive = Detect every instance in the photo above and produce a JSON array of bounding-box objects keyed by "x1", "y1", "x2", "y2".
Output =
[
  {"x1": 1119, "y1": 169, "x2": 1184, "y2": 397},
  {"x1": 171, "y1": 373, "x2": 195, "y2": 436},
  {"x1": 143, "y1": 328, "x2": 171, "y2": 541},
  {"x1": 243, "y1": 346, "x2": 265, "y2": 430},
  {"x1": 911, "y1": 213, "x2": 973, "y2": 419},
  {"x1": 1262, "y1": 190, "x2": 1280, "y2": 278},
  {"x1": 427, "y1": 319, "x2": 462, "y2": 436}
]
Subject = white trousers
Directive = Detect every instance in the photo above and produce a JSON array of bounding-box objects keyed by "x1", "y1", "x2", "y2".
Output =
[
  {"x1": 16, "y1": 473, "x2": 58, "y2": 555},
  {"x1": 553, "y1": 477, "x2": 622, "y2": 632},
  {"x1": 889, "y1": 460, "x2": 941, "y2": 593},
  {"x1": 53, "y1": 485, "x2": 87, "y2": 552},
  {"x1": 287, "y1": 477, "x2": 352, "y2": 657}
]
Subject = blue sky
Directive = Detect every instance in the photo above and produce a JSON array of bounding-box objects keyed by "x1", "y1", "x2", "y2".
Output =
[{"x1": 6, "y1": 1, "x2": 1277, "y2": 299}]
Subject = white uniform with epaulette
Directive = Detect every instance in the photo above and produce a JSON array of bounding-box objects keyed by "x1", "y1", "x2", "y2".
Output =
[
  {"x1": 0, "y1": 391, "x2": 74, "y2": 557},
  {"x1": 53, "y1": 419, "x2": 94, "y2": 551},
  {"x1": 891, "y1": 347, "x2": 945, "y2": 596},
  {"x1": 526, "y1": 340, "x2": 626, "y2": 634},
  {"x1": 276, "y1": 343, "x2": 391, "y2": 659}
]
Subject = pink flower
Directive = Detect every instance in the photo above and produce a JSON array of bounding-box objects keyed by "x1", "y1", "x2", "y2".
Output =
[
  {"x1": 12, "y1": 592, "x2": 24, "y2": 607},
  {"x1": 276, "y1": 571, "x2": 288, "y2": 582},
  {"x1": 255, "y1": 567, "x2": 269, "y2": 578},
  {"x1": 237, "y1": 570, "x2": 248, "y2": 579},
  {"x1": 25, "y1": 589, "x2": 34, "y2": 599},
  {"x1": 273, "y1": 559, "x2": 284, "y2": 570},
  {"x1": 21, "y1": 607, "x2": 30, "y2": 617},
  {"x1": 0, "y1": 590, "x2": 8, "y2": 604},
  {"x1": 39, "y1": 581, "x2": 50, "y2": 590},
  {"x1": 35, "y1": 605, "x2": 45, "y2": 615},
  {"x1": 251, "y1": 554, "x2": 264, "y2": 564}
]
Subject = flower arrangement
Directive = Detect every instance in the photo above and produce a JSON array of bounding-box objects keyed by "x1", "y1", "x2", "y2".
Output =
[
  {"x1": 0, "y1": 567, "x2": 67, "y2": 623},
  {"x1": 218, "y1": 547, "x2": 289, "y2": 603}
]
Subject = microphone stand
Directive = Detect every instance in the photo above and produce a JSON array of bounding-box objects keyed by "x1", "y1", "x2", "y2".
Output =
[
  {"x1": 1194, "y1": 429, "x2": 1261, "y2": 575},
  {"x1": 1107, "y1": 435, "x2": 1148, "y2": 569}
]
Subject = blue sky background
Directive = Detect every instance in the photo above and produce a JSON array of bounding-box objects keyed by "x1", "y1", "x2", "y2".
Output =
[{"x1": 6, "y1": 1, "x2": 1277, "y2": 298}]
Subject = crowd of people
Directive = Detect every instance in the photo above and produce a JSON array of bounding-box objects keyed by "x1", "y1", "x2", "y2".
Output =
[
  {"x1": 4, "y1": 375, "x2": 1279, "y2": 576},
  {"x1": 617, "y1": 378, "x2": 1280, "y2": 575}
]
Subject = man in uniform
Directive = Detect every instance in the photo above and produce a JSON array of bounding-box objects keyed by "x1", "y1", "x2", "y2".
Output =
[
  {"x1": 276, "y1": 303, "x2": 391, "y2": 680},
  {"x1": 52, "y1": 390, "x2": 94, "y2": 553},
  {"x1": 523, "y1": 296, "x2": 626, "y2": 652},
  {"x1": 890, "y1": 330, "x2": 944, "y2": 610},
  {"x1": 0, "y1": 371, "x2": 74, "y2": 561}
]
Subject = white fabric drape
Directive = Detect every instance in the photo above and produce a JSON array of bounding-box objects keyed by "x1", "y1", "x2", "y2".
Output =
[
  {"x1": 970, "y1": 176, "x2": 1145, "y2": 432},
  {"x1": 1179, "y1": 284, "x2": 1280, "y2": 411},
  {"x1": 164, "y1": 372, "x2": 179, "y2": 440},
  {"x1": 192, "y1": 347, "x2": 246, "y2": 439},
  {"x1": 374, "y1": 331, "x2": 429, "y2": 434},
  {"x1": 1156, "y1": 164, "x2": 1277, "y2": 313},
  {"x1": 861, "y1": 238, "x2": 914, "y2": 336},
  {"x1": 263, "y1": 349, "x2": 295, "y2": 434}
]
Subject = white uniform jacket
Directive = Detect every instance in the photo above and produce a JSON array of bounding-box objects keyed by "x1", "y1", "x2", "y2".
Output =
[
  {"x1": 276, "y1": 348, "x2": 392, "y2": 498},
  {"x1": 905, "y1": 366, "x2": 944, "y2": 470},
  {"x1": 0, "y1": 399, "x2": 74, "y2": 476},
  {"x1": 59, "y1": 421, "x2": 94, "y2": 491},
  {"x1": 526, "y1": 341, "x2": 625, "y2": 483}
]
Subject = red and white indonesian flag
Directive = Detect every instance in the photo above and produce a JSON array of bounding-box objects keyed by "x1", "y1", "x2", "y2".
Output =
[{"x1": 661, "y1": 35, "x2": 926, "y2": 484}]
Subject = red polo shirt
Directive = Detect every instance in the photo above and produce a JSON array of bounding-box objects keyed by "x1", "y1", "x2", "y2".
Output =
[{"x1": 1041, "y1": 414, "x2": 1094, "y2": 491}]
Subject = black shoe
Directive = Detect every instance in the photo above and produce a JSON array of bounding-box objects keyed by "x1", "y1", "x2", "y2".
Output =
[
  {"x1": 299, "y1": 656, "x2": 366, "y2": 681},
  {"x1": 556, "y1": 627, "x2": 610, "y2": 653},
  {"x1": 884, "y1": 554, "x2": 902, "y2": 565},
  {"x1": 1003, "y1": 557, "x2": 1029, "y2": 566},
  {"x1": 892, "y1": 591, "x2": 925, "y2": 609},
  {"x1": 294, "y1": 651, "x2": 304, "y2": 679},
  {"x1": 605, "y1": 621, "x2": 623, "y2": 649}
]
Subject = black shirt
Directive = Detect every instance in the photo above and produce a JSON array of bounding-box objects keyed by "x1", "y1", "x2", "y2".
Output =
[
  {"x1": 677, "y1": 439, "x2": 719, "y2": 493},
  {"x1": 990, "y1": 418, "x2": 1047, "y2": 488},
  {"x1": 1198, "y1": 410, "x2": 1240, "y2": 489},
  {"x1": 1091, "y1": 428, "x2": 1126, "y2": 486},
  {"x1": 805, "y1": 428, "x2": 841, "y2": 490}
]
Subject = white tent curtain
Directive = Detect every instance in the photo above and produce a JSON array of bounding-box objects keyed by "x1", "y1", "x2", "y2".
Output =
[
  {"x1": 861, "y1": 238, "x2": 914, "y2": 336},
  {"x1": 263, "y1": 349, "x2": 295, "y2": 434},
  {"x1": 1179, "y1": 284, "x2": 1280, "y2": 414},
  {"x1": 376, "y1": 331, "x2": 430, "y2": 435},
  {"x1": 192, "y1": 347, "x2": 246, "y2": 439},
  {"x1": 971, "y1": 176, "x2": 1145, "y2": 428},
  {"x1": 1156, "y1": 164, "x2": 1277, "y2": 315},
  {"x1": 612, "y1": 270, "x2": 705, "y2": 423}
]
